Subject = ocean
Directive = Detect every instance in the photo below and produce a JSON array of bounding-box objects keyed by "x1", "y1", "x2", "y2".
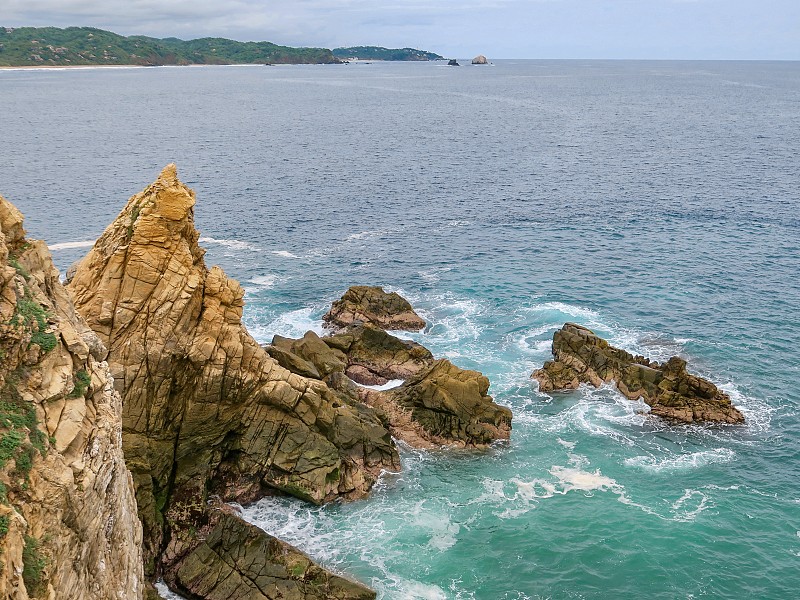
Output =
[{"x1": 1, "y1": 60, "x2": 798, "y2": 599}]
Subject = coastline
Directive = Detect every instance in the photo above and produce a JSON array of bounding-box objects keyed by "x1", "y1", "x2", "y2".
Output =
[{"x1": 0, "y1": 63, "x2": 290, "y2": 71}]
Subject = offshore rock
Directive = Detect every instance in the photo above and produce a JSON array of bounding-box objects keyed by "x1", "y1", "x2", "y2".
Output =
[
  {"x1": 471, "y1": 55, "x2": 488, "y2": 64},
  {"x1": 171, "y1": 510, "x2": 375, "y2": 600},
  {"x1": 0, "y1": 195, "x2": 143, "y2": 598},
  {"x1": 323, "y1": 285, "x2": 426, "y2": 331},
  {"x1": 67, "y1": 165, "x2": 398, "y2": 596},
  {"x1": 362, "y1": 359, "x2": 513, "y2": 448},
  {"x1": 447, "y1": 59, "x2": 460, "y2": 66},
  {"x1": 532, "y1": 323, "x2": 745, "y2": 424}
]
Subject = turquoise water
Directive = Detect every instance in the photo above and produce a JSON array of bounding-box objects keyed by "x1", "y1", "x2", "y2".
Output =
[{"x1": 1, "y1": 61, "x2": 799, "y2": 598}]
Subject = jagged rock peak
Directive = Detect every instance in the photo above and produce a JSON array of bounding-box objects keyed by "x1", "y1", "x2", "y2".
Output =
[
  {"x1": 68, "y1": 166, "x2": 398, "y2": 597},
  {"x1": 532, "y1": 323, "x2": 744, "y2": 424}
]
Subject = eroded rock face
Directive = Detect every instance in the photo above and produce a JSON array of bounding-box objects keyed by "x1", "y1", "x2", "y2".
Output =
[
  {"x1": 272, "y1": 306, "x2": 511, "y2": 448},
  {"x1": 323, "y1": 286, "x2": 426, "y2": 331},
  {"x1": 0, "y1": 195, "x2": 143, "y2": 599},
  {"x1": 324, "y1": 324, "x2": 433, "y2": 386},
  {"x1": 366, "y1": 359, "x2": 513, "y2": 448},
  {"x1": 172, "y1": 511, "x2": 375, "y2": 600},
  {"x1": 67, "y1": 165, "x2": 398, "y2": 595},
  {"x1": 532, "y1": 323, "x2": 745, "y2": 424}
]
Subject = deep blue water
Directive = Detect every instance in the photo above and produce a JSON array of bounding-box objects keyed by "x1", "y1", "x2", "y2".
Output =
[{"x1": 1, "y1": 60, "x2": 799, "y2": 599}]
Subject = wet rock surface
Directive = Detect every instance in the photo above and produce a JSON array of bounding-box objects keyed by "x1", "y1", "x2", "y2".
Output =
[
  {"x1": 171, "y1": 511, "x2": 375, "y2": 600},
  {"x1": 323, "y1": 285, "x2": 426, "y2": 331},
  {"x1": 271, "y1": 304, "x2": 512, "y2": 448},
  {"x1": 532, "y1": 323, "x2": 745, "y2": 424}
]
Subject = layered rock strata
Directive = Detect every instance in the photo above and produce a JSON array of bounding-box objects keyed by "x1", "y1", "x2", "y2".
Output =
[
  {"x1": 532, "y1": 323, "x2": 745, "y2": 424},
  {"x1": 323, "y1": 286, "x2": 426, "y2": 331},
  {"x1": 67, "y1": 166, "x2": 395, "y2": 598},
  {"x1": 269, "y1": 325, "x2": 433, "y2": 387},
  {"x1": 0, "y1": 195, "x2": 143, "y2": 599}
]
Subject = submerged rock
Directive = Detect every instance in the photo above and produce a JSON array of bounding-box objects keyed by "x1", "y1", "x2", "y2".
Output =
[
  {"x1": 67, "y1": 165, "x2": 397, "y2": 596},
  {"x1": 532, "y1": 323, "x2": 745, "y2": 424},
  {"x1": 323, "y1": 285, "x2": 426, "y2": 331},
  {"x1": 0, "y1": 195, "x2": 143, "y2": 598}
]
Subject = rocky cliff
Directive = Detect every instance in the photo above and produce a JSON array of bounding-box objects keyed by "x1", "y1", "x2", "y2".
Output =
[
  {"x1": 532, "y1": 323, "x2": 744, "y2": 424},
  {"x1": 66, "y1": 165, "x2": 395, "y2": 597},
  {"x1": 0, "y1": 195, "x2": 143, "y2": 599}
]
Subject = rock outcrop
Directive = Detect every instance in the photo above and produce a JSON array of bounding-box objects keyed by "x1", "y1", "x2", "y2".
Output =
[
  {"x1": 364, "y1": 359, "x2": 512, "y2": 447},
  {"x1": 172, "y1": 511, "x2": 375, "y2": 600},
  {"x1": 67, "y1": 165, "x2": 398, "y2": 597},
  {"x1": 269, "y1": 318, "x2": 511, "y2": 448},
  {"x1": 323, "y1": 286, "x2": 426, "y2": 331},
  {"x1": 532, "y1": 323, "x2": 745, "y2": 424},
  {"x1": 447, "y1": 59, "x2": 460, "y2": 66},
  {"x1": 471, "y1": 55, "x2": 488, "y2": 65},
  {"x1": 0, "y1": 195, "x2": 143, "y2": 599},
  {"x1": 323, "y1": 324, "x2": 433, "y2": 386}
]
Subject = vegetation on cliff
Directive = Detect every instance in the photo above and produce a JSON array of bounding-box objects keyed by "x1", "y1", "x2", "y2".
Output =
[
  {"x1": 0, "y1": 26, "x2": 338, "y2": 66},
  {"x1": 333, "y1": 46, "x2": 443, "y2": 61},
  {"x1": 0, "y1": 194, "x2": 143, "y2": 599}
]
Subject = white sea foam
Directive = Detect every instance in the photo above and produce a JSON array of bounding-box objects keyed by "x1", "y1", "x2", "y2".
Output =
[
  {"x1": 718, "y1": 381, "x2": 774, "y2": 436},
  {"x1": 522, "y1": 301, "x2": 601, "y2": 322},
  {"x1": 624, "y1": 448, "x2": 735, "y2": 472},
  {"x1": 155, "y1": 580, "x2": 186, "y2": 599},
  {"x1": 271, "y1": 249, "x2": 301, "y2": 258},
  {"x1": 391, "y1": 580, "x2": 448, "y2": 600},
  {"x1": 198, "y1": 236, "x2": 261, "y2": 251},
  {"x1": 418, "y1": 266, "x2": 453, "y2": 283},
  {"x1": 248, "y1": 274, "x2": 278, "y2": 288},
  {"x1": 360, "y1": 379, "x2": 405, "y2": 391},
  {"x1": 47, "y1": 240, "x2": 95, "y2": 250},
  {"x1": 346, "y1": 229, "x2": 388, "y2": 241},
  {"x1": 248, "y1": 306, "x2": 325, "y2": 342}
]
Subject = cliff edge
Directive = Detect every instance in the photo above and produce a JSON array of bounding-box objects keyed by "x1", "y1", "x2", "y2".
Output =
[{"x1": 0, "y1": 195, "x2": 143, "y2": 599}]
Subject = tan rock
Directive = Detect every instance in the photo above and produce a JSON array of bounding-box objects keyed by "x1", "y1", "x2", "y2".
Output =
[
  {"x1": 0, "y1": 195, "x2": 143, "y2": 599},
  {"x1": 67, "y1": 165, "x2": 398, "y2": 596},
  {"x1": 362, "y1": 359, "x2": 513, "y2": 448}
]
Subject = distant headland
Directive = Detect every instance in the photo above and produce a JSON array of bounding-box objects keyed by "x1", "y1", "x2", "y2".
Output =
[
  {"x1": 0, "y1": 26, "x2": 444, "y2": 67},
  {"x1": 333, "y1": 46, "x2": 443, "y2": 61}
]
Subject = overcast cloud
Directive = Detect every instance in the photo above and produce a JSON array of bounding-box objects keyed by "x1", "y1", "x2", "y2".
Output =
[{"x1": 2, "y1": 0, "x2": 798, "y2": 59}]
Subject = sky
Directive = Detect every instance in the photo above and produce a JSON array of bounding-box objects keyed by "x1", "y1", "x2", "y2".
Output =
[{"x1": 2, "y1": 0, "x2": 798, "y2": 59}]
